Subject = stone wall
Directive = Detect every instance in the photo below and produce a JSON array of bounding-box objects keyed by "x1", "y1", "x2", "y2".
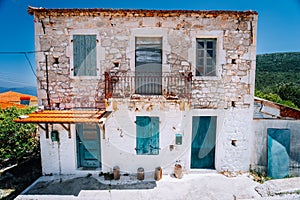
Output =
[{"x1": 32, "y1": 9, "x2": 257, "y2": 109}]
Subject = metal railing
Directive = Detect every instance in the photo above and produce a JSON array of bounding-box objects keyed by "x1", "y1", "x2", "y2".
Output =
[{"x1": 105, "y1": 72, "x2": 192, "y2": 99}]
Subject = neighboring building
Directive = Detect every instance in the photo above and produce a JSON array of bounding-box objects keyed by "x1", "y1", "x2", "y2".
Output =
[
  {"x1": 0, "y1": 102, "x2": 27, "y2": 109},
  {"x1": 0, "y1": 91, "x2": 38, "y2": 108},
  {"x1": 16, "y1": 7, "x2": 258, "y2": 175},
  {"x1": 251, "y1": 97, "x2": 300, "y2": 178}
]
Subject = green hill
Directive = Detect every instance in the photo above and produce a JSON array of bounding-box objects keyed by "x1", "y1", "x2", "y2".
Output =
[
  {"x1": 256, "y1": 52, "x2": 300, "y2": 90},
  {"x1": 255, "y1": 52, "x2": 300, "y2": 108}
]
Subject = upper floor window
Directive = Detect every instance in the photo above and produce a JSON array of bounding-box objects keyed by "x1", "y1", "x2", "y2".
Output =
[
  {"x1": 135, "y1": 37, "x2": 162, "y2": 95},
  {"x1": 196, "y1": 39, "x2": 216, "y2": 76},
  {"x1": 73, "y1": 35, "x2": 97, "y2": 76}
]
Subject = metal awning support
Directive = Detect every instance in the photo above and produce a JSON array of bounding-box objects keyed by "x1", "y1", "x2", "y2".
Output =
[
  {"x1": 36, "y1": 123, "x2": 71, "y2": 139},
  {"x1": 61, "y1": 123, "x2": 71, "y2": 138},
  {"x1": 98, "y1": 111, "x2": 112, "y2": 140},
  {"x1": 36, "y1": 123, "x2": 50, "y2": 138}
]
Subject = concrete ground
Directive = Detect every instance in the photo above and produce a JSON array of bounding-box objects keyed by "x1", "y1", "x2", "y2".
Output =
[{"x1": 15, "y1": 172, "x2": 300, "y2": 200}]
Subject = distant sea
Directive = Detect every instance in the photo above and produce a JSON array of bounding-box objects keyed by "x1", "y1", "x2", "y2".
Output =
[{"x1": 0, "y1": 86, "x2": 37, "y2": 96}]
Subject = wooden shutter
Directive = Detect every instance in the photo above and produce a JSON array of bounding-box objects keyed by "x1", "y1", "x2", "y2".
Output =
[
  {"x1": 136, "y1": 116, "x2": 159, "y2": 155},
  {"x1": 73, "y1": 35, "x2": 97, "y2": 76}
]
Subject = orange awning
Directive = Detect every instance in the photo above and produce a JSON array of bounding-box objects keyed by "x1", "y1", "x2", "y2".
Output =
[
  {"x1": 14, "y1": 110, "x2": 110, "y2": 124},
  {"x1": 14, "y1": 110, "x2": 111, "y2": 139}
]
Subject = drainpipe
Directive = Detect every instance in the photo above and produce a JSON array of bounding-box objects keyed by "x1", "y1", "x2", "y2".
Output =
[{"x1": 45, "y1": 54, "x2": 51, "y2": 108}]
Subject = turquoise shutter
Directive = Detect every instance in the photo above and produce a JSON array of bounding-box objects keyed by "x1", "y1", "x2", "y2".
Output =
[
  {"x1": 136, "y1": 116, "x2": 159, "y2": 155},
  {"x1": 73, "y1": 35, "x2": 97, "y2": 76},
  {"x1": 85, "y1": 35, "x2": 97, "y2": 76}
]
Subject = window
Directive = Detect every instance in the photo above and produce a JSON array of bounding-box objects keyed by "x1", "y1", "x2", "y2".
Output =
[
  {"x1": 135, "y1": 37, "x2": 162, "y2": 95},
  {"x1": 20, "y1": 97, "x2": 30, "y2": 105},
  {"x1": 196, "y1": 39, "x2": 216, "y2": 76},
  {"x1": 136, "y1": 116, "x2": 159, "y2": 155},
  {"x1": 73, "y1": 35, "x2": 97, "y2": 76}
]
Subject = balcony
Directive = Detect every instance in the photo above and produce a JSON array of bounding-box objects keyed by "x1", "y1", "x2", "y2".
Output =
[{"x1": 104, "y1": 71, "x2": 192, "y2": 100}]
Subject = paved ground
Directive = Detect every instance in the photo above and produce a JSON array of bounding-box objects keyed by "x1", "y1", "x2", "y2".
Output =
[
  {"x1": 15, "y1": 172, "x2": 300, "y2": 200},
  {"x1": 0, "y1": 156, "x2": 42, "y2": 200}
]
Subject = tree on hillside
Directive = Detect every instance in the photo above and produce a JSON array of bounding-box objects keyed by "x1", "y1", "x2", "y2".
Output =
[{"x1": 276, "y1": 83, "x2": 300, "y2": 108}]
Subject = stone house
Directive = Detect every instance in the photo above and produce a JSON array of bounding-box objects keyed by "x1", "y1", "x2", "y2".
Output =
[{"x1": 17, "y1": 7, "x2": 258, "y2": 176}]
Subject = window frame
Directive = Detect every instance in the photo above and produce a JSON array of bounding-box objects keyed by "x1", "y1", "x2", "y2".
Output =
[
  {"x1": 195, "y1": 38, "x2": 217, "y2": 77},
  {"x1": 191, "y1": 31, "x2": 225, "y2": 80},
  {"x1": 135, "y1": 37, "x2": 163, "y2": 95},
  {"x1": 129, "y1": 28, "x2": 170, "y2": 76}
]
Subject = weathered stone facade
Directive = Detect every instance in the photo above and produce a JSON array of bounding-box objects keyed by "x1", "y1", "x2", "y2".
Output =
[
  {"x1": 30, "y1": 7, "x2": 258, "y2": 174},
  {"x1": 31, "y1": 8, "x2": 257, "y2": 110}
]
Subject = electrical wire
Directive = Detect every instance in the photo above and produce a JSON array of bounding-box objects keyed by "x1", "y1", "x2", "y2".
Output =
[
  {"x1": 0, "y1": 51, "x2": 44, "y2": 54},
  {"x1": 24, "y1": 53, "x2": 37, "y2": 77},
  {"x1": 0, "y1": 50, "x2": 48, "y2": 90}
]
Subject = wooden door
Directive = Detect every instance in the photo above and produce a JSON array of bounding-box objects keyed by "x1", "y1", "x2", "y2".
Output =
[
  {"x1": 76, "y1": 123, "x2": 101, "y2": 168},
  {"x1": 191, "y1": 116, "x2": 216, "y2": 169},
  {"x1": 267, "y1": 128, "x2": 290, "y2": 178}
]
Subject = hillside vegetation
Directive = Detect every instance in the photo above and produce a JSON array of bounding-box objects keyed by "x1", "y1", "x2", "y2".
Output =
[{"x1": 255, "y1": 52, "x2": 300, "y2": 108}]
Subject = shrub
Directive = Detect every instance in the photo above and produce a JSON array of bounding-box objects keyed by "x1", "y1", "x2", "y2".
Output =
[{"x1": 0, "y1": 106, "x2": 38, "y2": 168}]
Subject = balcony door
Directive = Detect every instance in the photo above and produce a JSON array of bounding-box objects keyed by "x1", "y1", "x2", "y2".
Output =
[{"x1": 135, "y1": 37, "x2": 162, "y2": 95}]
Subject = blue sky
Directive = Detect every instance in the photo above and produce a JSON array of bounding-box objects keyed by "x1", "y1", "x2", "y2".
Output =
[{"x1": 0, "y1": 0, "x2": 299, "y2": 88}]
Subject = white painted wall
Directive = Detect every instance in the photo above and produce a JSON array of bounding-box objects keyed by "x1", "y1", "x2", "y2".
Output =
[
  {"x1": 251, "y1": 119, "x2": 300, "y2": 173},
  {"x1": 39, "y1": 105, "x2": 253, "y2": 175}
]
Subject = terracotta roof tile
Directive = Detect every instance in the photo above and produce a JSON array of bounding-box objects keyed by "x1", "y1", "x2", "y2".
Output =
[
  {"x1": 0, "y1": 91, "x2": 37, "y2": 103},
  {"x1": 28, "y1": 6, "x2": 258, "y2": 18},
  {"x1": 0, "y1": 102, "x2": 27, "y2": 109}
]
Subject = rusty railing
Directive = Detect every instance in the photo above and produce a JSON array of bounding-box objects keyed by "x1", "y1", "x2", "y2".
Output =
[{"x1": 105, "y1": 72, "x2": 192, "y2": 99}]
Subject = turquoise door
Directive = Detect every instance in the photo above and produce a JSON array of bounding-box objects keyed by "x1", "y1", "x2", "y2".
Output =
[
  {"x1": 191, "y1": 116, "x2": 217, "y2": 169},
  {"x1": 76, "y1": 123, "x2": 101, "y2": 168},
  {"x1": 136, "y1": 116, "x2": 159, "y2": 155},
  {"x1": 267, "y1": 128, "x2": 290, "y2": 179}
]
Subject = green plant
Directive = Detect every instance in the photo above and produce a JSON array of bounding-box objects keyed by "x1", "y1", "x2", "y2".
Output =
[
  {"x1": 250, "y1": 169, "x2": 271, "y2": 183},
  {"x1": 0, "y1": 106, "x2": 38, "y2": 168}
]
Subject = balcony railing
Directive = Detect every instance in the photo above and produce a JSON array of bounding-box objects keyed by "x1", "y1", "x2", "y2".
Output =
[{"x1": 105, "y1": 72, "x2": 192, "y2": 99}]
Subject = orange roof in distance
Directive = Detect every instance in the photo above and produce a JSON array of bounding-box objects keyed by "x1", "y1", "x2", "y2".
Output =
[
  {"x1": 0, "y1": 91, "x2": 37, "y2": 104},
  {"x1": 0, "y1": 102, "x2": 27, "y2": 109}
]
